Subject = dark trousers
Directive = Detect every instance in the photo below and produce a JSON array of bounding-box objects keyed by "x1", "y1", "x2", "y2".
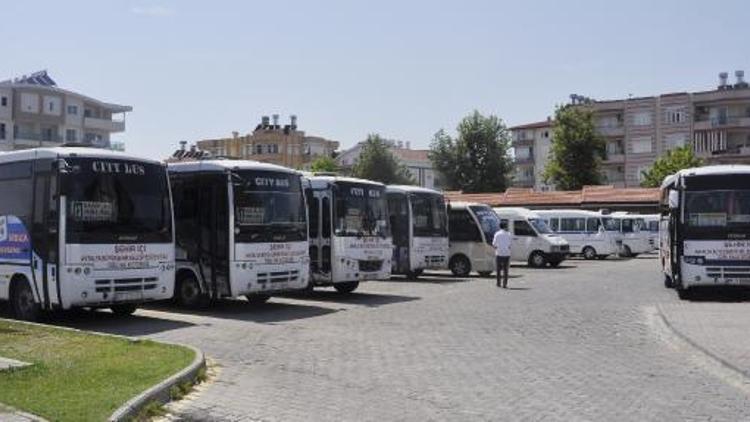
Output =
[{"x1": 496, "y1": 256, "x2": 509, "y2": 287}]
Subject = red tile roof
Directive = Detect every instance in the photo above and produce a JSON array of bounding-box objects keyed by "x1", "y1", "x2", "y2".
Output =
[
  {"x1": 509, "y1": 120, "x2": 553, "y2": 130},
  {"x1": 392, "y1": 148, "x2": 430, "y2": 161},
  {"x1": 445, "y1": 185, "x2": 660, "y2": 207}
]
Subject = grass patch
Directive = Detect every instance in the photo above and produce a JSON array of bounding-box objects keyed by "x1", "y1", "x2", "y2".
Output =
[{"x1": 0, "y1": 319, "x2": 195, "y2": 422}]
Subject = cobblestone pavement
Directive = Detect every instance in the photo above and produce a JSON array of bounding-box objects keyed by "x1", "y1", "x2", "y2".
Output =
[{"x1": 54, "y1": 256, "x2": 750, "y2": 421}]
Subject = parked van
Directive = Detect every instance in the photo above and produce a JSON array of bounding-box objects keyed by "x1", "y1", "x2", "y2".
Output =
[
  {"x1": 493, "y1": 208, "x2": 570, "y2": 267},
  {"x1": 535, "y1": 210, "x2": 621, "y2": 260},
  {"x1": 447, "y1": 202, "x2": 499, "y2": 276},
  {"x1": 601, "y1": 212, "x2": 651, "y2": 257}
]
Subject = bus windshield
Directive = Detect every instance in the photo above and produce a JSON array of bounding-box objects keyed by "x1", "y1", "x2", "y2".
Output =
[
  {"x1": 63, "y1": 158, "x2": 172, "y2": 244},
  {"x1": 411, "y1": 193, "x2": 448, "y2": 237},
  {"x1": 233, "y1": 170, "x2": 307, "y2": 243},
  {"x1": 335, "y1": 182, "x2": 389, "y2": 237},
  {"x1": 685, "y1": 190, "x2": 750, "y2": 229},
  {"x1": 469, "y1": 205, "x2": 500, "y2": 243},
  {"x1": 529, "y1": 218, "x2": 553, "y2": 234}
]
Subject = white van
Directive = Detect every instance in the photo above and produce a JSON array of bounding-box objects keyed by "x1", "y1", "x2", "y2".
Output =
[
  {"x1": 601, "y1": 212, "x2": 652, "y2": 257},
  {"x1": 493, "y1": 207, "x2": 571, "y2": 267},
  {"x1": 535, "y1": 209, "x2": 621, "y2": 260},
  {"x1": 447, "y1": 202, "x2": 498, "y2": 276}
]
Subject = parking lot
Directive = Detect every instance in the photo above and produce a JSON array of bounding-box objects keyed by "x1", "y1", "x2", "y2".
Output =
[{"x1": 22, "y1": 255, "x2": 750, "y2": 421}]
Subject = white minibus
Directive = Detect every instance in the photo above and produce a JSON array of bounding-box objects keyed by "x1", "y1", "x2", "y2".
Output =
[
  {"x1": 168, "y1": 159, "x2": 309, "y2": 306},
  {"x1": 0, "y1": 147, "x2": 175, "y2": 320},
  {"x1": 493, "y1": 207, "x2": 571, "y2": 267},
  {"x1": 640, "y1": 214, "x2": 660, "y2": 250},
  {"x1": 447, "y1": 202, "x2": 498, "y2": 276},
  {"x1": 535, "y1": 209, "x2": 621, "y2": 260},
  {"x1": 386, "y1": 185, "x2": 449, "y2": 279},
  {"x1": 601, "y1": 212, "x2": 651, "y2": 258},
  {"x1": 304, "y1": 175, "x2": 392, "y2": 293}
]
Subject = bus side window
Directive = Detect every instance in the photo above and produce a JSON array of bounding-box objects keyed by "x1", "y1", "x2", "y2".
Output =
[
  {"x1": 322, "y1": 197, "x2": 331, "y2": 239},
  {"x1": 561, "y1": 218, "x2": 582, "y2": 232},
  {"x1": 449, "y1": 210, "x2": 481, "y2": 242},
  {"x1": 306, "y1": 189, "x2": 318, "y2": 239},
  {"x1": 549, "y1": 218, "x2": 559, "y2": 232},
  {"x1": 622, "y1": 219, "x2": 634, "y2": 233},
  {"x1": 586, "y1": 218, "x2": 601, "y2": 233}
]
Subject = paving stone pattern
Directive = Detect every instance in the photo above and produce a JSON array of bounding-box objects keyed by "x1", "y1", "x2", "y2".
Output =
[{"x1": 57, "y1": 256, "x2": 750, "y2": 421}]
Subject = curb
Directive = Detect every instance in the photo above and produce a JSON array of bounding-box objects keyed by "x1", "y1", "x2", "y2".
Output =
[
  {"x1": 0, "y1": 318, "x2": 206, "y2": 422},
  {"x1": 109, "y1": 343, "x2": 205, "y2": 422},
  {"x1": 0, "y1": 403, "x2": 48, "y2": 422},
  {"x1": 654, "y1": 305, "x2": 750, "y2": 382}
]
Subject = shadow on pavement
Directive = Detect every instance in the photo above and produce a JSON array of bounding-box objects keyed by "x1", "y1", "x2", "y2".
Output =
[
  {"x1": 283, "y1": 290, "x2": 419, "y2": 307},
  {"x1": 146, "y1": 299, "x2": 339, "y2": 323},
  {"x1": 43, "y1": 309, "x2": 197, "y2": 337},
  {"x1": 682, "y1": 287, "x2": 750, "y2": 303},
  {"x1": 510, "y1": 264, "x2": 577, "y2": 270},
  {"x1": 382, "y1": 275, "x2": 467, "y2": 284}
]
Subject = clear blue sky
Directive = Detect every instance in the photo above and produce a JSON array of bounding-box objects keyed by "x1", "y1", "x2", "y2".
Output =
[{"x1": 1, "y1": 0, "x2": 747, "y2": 158}]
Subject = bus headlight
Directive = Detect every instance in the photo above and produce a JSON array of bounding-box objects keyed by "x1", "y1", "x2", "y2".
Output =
[{"x1": 683, "y1": 256, "x2": 705, "y2": 265}]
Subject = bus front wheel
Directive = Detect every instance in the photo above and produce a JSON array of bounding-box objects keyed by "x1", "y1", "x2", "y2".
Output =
[
  {"x1": 10, "y1": 277, "x2": 40, "y2": 321},
  {"x1": 111, "y1": 304, "x2": 138, "y2": 316},
  {"x1": 528, "y1": 251, "x2": 547, "y2": 268},
  {"x1": 176, "y1": 273, "x2": 208, "y2": 308},
  {"x1": 449, "y1": 256, "x2": 471, "y2": 277},
  {"x1": 334, "y1": 281, "x2": 359, "y2": 294},
  {"x1": 582, "y1": 247, "x2": 597, "y2": 260}
]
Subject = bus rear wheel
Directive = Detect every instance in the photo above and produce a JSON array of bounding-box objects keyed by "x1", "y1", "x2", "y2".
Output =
[
  {"x1": 10, "y1": 278, "x2": 40, "y2": 321},
  {"x1": 111, "y1": 304, "x2": 138, "y2": 316},
  {"x1": 582, "y1": 247, "x2": 597, "y2": 260},
  {"x1": 334, "y1": 281, "x2": 359, "y2": 294}
]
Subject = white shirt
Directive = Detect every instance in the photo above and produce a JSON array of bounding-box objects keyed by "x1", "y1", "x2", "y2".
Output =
[{"x1": 492, "y1": 229, "x2": 512, "y2": 257}]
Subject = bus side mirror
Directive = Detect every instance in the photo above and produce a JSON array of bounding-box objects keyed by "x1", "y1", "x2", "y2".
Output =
[{"x1": 668, "y1": 191, "x2": 679, "y2": 209}]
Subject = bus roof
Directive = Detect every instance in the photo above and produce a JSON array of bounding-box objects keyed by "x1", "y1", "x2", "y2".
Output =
[
  {"x1": 168, "y1": 159, "x2": 299, "y2": 175},
  {"x1": 0, "y1": 147, "x2": 162, "y2": 165},
  {"x1": 304, "y1": 174, "x2": 385, "y2": 188},
  {"x1": 492, "y1": 207, "x2": 540, "y2": 219},
  {"x1": 534, "y1": 209, "x2": 605, "y2": 218},
  {"x1": 450, "y1": 201, "x2": 490, "y2": 209},
  {"x1": 386, "y1": 185, "x2": 443, "y2": 195},
  {"x1": 661, "y1": 165, "x2": 750, "y2": 189}
]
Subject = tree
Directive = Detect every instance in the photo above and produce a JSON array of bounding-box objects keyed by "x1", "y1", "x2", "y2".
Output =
[
  {"x1": 640, "y1": 146, "x2": 702, "y2": 188},
  {"x1": 351, "y1": 134, "x2": 415, "y2": 184},
  {"x1": 543, "y1": 105, "x2": 606, "y2": 190},
  {"x1": 428, "y1": 111, "x2": 514, "y2": 192},
  {"x1": 309, "y1": 156, "x2": 339, "y2": 173}
]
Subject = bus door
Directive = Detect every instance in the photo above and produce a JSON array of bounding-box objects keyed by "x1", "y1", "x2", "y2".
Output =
[
  {"x1": 200, "y1": 175, "x2": 231, "y2": 298},
  {"x1": 308, "y1": 188, "x2": 332, "y2": 283},
  {"x1": 387, "y1": 193, "x2": 410, "y2": 273},
  {"x1": 31, "y1": 159, "x2": 59, "y2": 308}
]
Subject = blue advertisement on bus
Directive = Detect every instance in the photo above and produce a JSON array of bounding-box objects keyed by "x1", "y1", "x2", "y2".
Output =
[{"x1": 0, "y1": 216, "x2": 32, "y2": 262}]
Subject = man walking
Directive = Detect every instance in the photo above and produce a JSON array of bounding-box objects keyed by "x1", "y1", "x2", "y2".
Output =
[{"x1": 492, "y1": 221, "x2": 512, "y2": 288}]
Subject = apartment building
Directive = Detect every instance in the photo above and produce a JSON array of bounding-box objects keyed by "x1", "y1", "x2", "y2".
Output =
[
  {"x1": 511, "y1": 70, "x2": 750, "y2": 189},
  {"x1": 509, "y1": 120, "x2": 554, "y2": 191},
  {"x1": 337, "y1": 139, "x2": 440, "y2": 189},
  {"x1": 0, "y1": 70, "x2": 131, "y2": 151},
  {"x1": 196, "y1": 114, "x2": 339, "y2": 169}
]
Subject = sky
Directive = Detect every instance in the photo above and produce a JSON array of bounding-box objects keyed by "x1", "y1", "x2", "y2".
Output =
[{"x1": 1, "y1": 0, "x2": 748, "y2": 159}]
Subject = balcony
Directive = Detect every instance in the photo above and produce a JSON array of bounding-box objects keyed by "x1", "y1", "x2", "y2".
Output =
[
  {"x1": 514, "y1": 155, "x2": 534, "y2": 164},
  {"x1": 512, "y1": 136, "x2": 534, "y2": 147},
  {"x1": 14, "y1": 131, "x2": 63, "y2": 143},
  {"x1": 596, "y1": 125, "x2": 624, "y2": 137},
  {"x1": 694, "y1": 115, "x2": 750, "y2": 131},
  {"x1": 84, "y1": 117, "x2": 126, "y2": 132},
  {"x1": 604, "y1": 153, "x2": 625, "y2": 163}
]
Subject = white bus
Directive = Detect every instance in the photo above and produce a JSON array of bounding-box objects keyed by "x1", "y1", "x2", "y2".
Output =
[
  {"x1": 386, "y1": 185, "x2": 449, "y2": 279},
  {"x1": 168, "y1": 160, "x2": 309, "y2": 306},
  {"x1": 535, "y1": 209, "x2": 621, "y2": 260},
  {"x1": 447, "y1": 202, "x2": 498, "y2": 276},
  {"x1": 0, "y1": 147, "x2": 175, "y2": 321},
  {"x1": 661, "y1": 165, "x2": 750, "y2": 299},
  {"x1": 600, "y1": 212, "x2": 651, "y2": 258},
  {"x1": 493, "y1": 207, "x2": 571, "y2": 267},
  {"x1": 303, "y1": 175, "x2": 392, "y2": 293}
]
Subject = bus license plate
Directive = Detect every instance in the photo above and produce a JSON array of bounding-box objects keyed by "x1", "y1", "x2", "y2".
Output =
[{"x1": 114, "y1": 292, "x2": 142, "y2": 302}]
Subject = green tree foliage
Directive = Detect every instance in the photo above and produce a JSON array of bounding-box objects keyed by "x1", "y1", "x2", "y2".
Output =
[
  {"x1": 309, "y1": 156, "x2": 339, "y2": 173},
  {"x1": 428, "y1": 111, "x2": 514, "y2": 192},
  {"x1": 351, "y1": 134, "x2": 415, "y2": 185},
  {"x1": 543, "y1": 105, "x2": 606, "y2": 190},
  {"x1": 640, "y1": 146, "x2": 702, "y2": 188}
]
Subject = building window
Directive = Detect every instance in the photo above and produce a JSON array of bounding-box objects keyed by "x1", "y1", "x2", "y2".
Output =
[
  {"x1": 255, "y1": 144, "x2": 263, "y2": 155},
  {"x1": 664, "y1": 107, "x2": 686, "y2": 124},
  {"x1": 0, "y1": 123, "x2": 5, "y2": 140},
  {"x1": 607, "y1": 140, "x2": 624, "y2": 155},
  {"x1": 67, "y1": 105, "x2": 78, "y2": 115},
  {"x1": 636, "y1": 165, "x2": 650, "y2": 183},
  {"x1": 1, "y1": 97, "x2": 6, "y2": 107},
  {"x1": 49, "y1": 101, "x2": 55, "y2": 112},
  {"x1": 65, "y1": 129, "x2": 77, "y2": 142},
  {"x1": 631, "y1": 136, "x2": 653, "y2": 154},
  {"x1": 665, "y1": 133, "x2": 687, "y2": 150},
  {"x1": 632, "y1": 111, "x2": 653, "y2": 126}
]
